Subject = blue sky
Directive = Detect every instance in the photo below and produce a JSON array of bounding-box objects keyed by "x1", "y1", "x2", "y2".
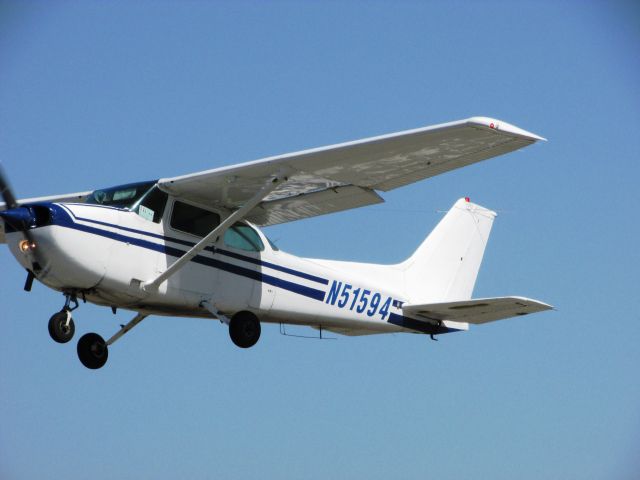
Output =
[{"x1": 1, "y1": 1, "x2": 638, "y2": 479}]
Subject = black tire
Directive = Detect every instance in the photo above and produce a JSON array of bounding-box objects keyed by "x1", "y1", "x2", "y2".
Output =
[
  {"x1": 229, "y1": 312, "x2": 261, "y2": 348},
  {"x1": 77, "y1": 333, "x2": 108, "y2": 369},
  {"x1": 48, "y1": 310, "x2": 75, "y2": 343}
]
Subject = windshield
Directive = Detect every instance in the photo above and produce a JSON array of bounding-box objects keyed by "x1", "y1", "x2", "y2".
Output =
[{"x1": 85, "y1": 181, "x2": 157, "y2": 208}]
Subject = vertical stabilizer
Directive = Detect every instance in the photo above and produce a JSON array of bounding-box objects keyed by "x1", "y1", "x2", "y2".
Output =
[{"x1": 399, "y1": 198, "x2": 496, "y2": 303}]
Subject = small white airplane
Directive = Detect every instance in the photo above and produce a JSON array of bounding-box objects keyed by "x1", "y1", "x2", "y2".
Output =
[{"x1": 0, "y1": 116, "x2": 552, "y2": 369}]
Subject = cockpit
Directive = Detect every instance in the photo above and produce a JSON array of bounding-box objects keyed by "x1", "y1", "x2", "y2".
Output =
[
  {"x1": 85, "y1": 181, "x2": 157, "y2": 209},
  {"x1": 84, "y1": 180, "x2": 279, "y2": 252}
]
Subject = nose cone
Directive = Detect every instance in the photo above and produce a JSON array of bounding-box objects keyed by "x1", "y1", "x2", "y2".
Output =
[{"x1": 0, "y1": 207, "x2": 34, "y2": 231}]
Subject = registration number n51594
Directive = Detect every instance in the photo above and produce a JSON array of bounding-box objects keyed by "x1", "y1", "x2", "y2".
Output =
[{"x1": 324, "y1": 280, "x2": 395, "y2": 320}]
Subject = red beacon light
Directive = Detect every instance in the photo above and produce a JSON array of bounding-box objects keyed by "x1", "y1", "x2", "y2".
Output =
[{"x1": 465, "y1": 197, "x2": 471, "y2": 203}]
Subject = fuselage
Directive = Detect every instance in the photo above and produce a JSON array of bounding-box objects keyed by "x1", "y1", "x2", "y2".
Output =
[{"x1": 3, "y1": 191, "x2": 456, "y2": 336}]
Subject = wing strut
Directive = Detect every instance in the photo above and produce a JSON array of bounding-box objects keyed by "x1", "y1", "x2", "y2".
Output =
[{"x1": 142, "y1": 169, "x2": 291, "y2": 291}]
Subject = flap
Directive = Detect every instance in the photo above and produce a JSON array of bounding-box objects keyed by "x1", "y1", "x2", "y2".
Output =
[{"x1": 245, "y1": 185, "x2": 383, "y2": 225}]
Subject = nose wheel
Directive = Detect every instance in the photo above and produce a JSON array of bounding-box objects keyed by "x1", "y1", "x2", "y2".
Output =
[
  {"x1": 48, "y1": 293, "x2": 80, "y2": 343},
  {"x1": 48, "y1": 310, "x2": 75, "y2": 343}
]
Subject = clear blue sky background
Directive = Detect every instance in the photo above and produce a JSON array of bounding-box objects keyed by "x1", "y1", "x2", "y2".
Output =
[{"x1": 1, "y1": 1, "x2": 638, "y2": 479}]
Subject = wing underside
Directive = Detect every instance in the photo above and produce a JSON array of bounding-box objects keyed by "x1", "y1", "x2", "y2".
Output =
[{"x1": 159, "y1": 117, "x2": 544, "y2": 226}]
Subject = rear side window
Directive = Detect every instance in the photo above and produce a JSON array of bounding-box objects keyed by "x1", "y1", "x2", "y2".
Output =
[
  {"x1": 224, "y1": 223, "x2": 264, "y2": 252},
  {"x1": 170, "y1": 201, "x2": 220, "y2": 237}
]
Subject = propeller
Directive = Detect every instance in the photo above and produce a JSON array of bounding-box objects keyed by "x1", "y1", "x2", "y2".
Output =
[
  {"x1": 0, "y1": 163, "x2": 19, "y2": 210},
  {"x1": 0, "y1": 162, "x2": 40, "y2": 290}
]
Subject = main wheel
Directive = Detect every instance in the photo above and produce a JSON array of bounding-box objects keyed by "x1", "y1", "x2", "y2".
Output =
[
  {"x1": 48, "y1": 310, "x2": 75, "y2": 343},
  {"x1": 229, "y1": 312, "x2": 261, "y2": 348},
  {"x1": 77, "y1": 333, "x2": 108, "y2": 369}
]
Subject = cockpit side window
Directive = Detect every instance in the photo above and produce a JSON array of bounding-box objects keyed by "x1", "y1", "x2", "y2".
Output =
[
  {"x1": 133, "y1": 187, "x2": 168, "y2": 223},
  {"x1": 170, "y1": 201, "x2": 220, "y2": 237},
  {"x1": 223, "y1": 223, "x2": 264, "y2": 252}
]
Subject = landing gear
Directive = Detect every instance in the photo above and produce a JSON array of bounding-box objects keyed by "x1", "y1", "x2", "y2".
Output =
[
  {"x1": 48, "y1": 293, "x2": 79, "y2": 343},
  {"x1": 77, "y1": 333, "x2": 108, "y2": 369},
  {"x1": 229, "y1": 311, "x2": 261, "y2": 348},
  {"x1": 76, "y1": 313, "x2": 147, "y2": 370},
  {"x1": 48, "y1": 310, "x2": 75, "y2": 343},
  {"x1": 45, "y1": 290, "x2": 148, "y2": 369}
]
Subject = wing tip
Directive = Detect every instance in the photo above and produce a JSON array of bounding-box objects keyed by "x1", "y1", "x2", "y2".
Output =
[
  {"x1": 511, "y1": 295, "x2": 555, "y2": 311},
  {"x1": 467, "y1": 116, "x2": 547, "y2": 142}
]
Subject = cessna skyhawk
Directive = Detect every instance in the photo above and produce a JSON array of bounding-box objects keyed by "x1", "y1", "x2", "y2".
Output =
[{"x1": 0, "y1": 117, "x2": 552, "y2": 369}]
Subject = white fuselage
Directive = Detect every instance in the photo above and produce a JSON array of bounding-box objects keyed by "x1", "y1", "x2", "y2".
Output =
[{"x1": 5, "y1": 200, "x2": 434, "y2": 335}]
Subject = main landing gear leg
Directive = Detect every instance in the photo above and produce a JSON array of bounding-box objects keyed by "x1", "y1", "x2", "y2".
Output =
[
  {"x1": 77, "y1": 313, "x2": 147, "y2": 370},
  {"x1": 48, "y1": 293, "x2": 79, "y2": 344},
  {"x1": 200, "y1": 301, "x2": 261, "y2": 349}
]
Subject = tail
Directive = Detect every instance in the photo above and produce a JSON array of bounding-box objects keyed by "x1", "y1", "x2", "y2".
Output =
[{"x1": 398, "y1": 198, "x2": 496, "y2": 303}]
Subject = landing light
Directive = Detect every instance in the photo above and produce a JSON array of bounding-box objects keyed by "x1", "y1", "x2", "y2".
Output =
[{"x1": 19, "y1": 240, "x2": 36, "y2": 252}]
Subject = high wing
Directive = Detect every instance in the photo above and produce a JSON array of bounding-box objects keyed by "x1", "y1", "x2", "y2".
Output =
[
  {"x1": 403, "y1": 296, "x2": 553, "y2": 325},
  {"x1": 158, "y1": 117, "x2": 545, "y2": 226}
]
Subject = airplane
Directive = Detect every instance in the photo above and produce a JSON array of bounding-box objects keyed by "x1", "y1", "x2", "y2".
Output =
[{"x1": 0, "y1": 116, "x2": 552, "y2": 370}]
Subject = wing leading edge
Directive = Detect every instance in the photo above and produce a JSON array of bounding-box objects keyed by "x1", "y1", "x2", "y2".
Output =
[{"x1": 158, "y1": 117, "x2": 545, "y2": 226}]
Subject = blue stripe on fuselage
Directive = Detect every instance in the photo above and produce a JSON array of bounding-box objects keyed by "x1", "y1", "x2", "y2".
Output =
[
  {"x1": 49, "y1": 204, "x2": 326, "y2": 301},
  {"x1": 58, "y1": 204, "x2": 328, "y2": 285}
]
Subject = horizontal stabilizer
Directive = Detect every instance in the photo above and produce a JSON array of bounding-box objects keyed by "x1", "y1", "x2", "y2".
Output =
[{"x1": 403, "y1": 296, "x2": 553, "y2": 325}]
